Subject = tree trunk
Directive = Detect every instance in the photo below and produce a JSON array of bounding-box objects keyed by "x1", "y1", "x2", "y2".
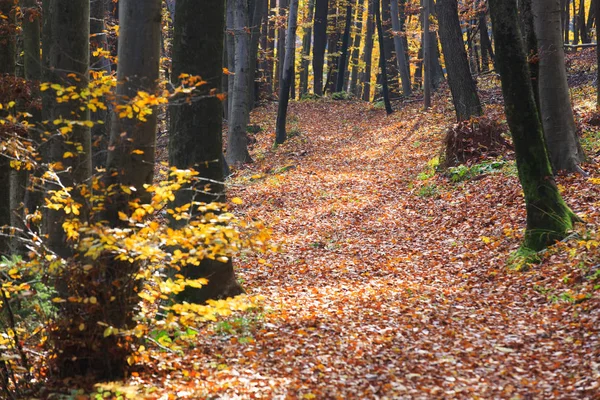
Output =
[
  {"x1": 227, "y1": 1, "x2": 236, "y2": 118},
  {"x1": 275, "y1": 0, "x2": 289, "y2": 92},
  {"x1": 170, "y1": 0, "x2": 244, "y2": 303},
  {"x1": 375, "y1": 0, "x2": 392, "y2": 114},
  {"x1": 587, "y1": 0, "x2": 596, "y2": 34},
  {"x1": 300, "y1": 0, "x2": 315, "y2": 97},
  {"x1": 226, "y1": 0, "x2": 253, "y2": 165},
  {"x1": 313, "y1": 0, "x2": 329, "y2": 95},
  {"x1": 520, "y1": 0, "x2": 540, "y2": 109},
  {"x1": 275, "y1": 0, "x2": 299, "y2": 144},
  {"x1": 564, "y1": 0, "x2": 570, "y2": 44},
  {"x1": 579, "y1": 0, "x2": 589, "y2": 43},
  {"x1": 349, "y1": 0, "x2": 363, "y2": 95},
  {"x1": 573, "y1": 0, "x2": 579, "y2": 44},
  {"x1": 325, "y1": 2, "x2": 339, "y2": 94},
  {"x1": 42, "y1": 0, "x2": 92, "y2": 259},
  {"x1": 90, "y1": 0, "x2": 111, "y2": 170},
  {"x1": 248, "y1": 0, "x2": 267, "y2": 110},
  {"x1": 390, "y1": 0, "x2": 411, "y2": 95},
  {"x1": 423, "y1": 0, "x2": 431, "y2": 109},
  {"x1": 381, "y1": 0, "x2": 399, "y2": 97},
  {"x1": 533, "y1": 0, "x2": 585, "y2": 172},
  {"x1": 479, "y1": 12, "x2": 495, "y2": 70},
  {"x1": 361, "y1": 0, "x2": 374, "y2": 100},
  {"x1": 266, "y1": 0, "x2": 277, "y2": 96},
  {"x1": 0, "y1": 0, "x2": 15, "y2": 256},
  {"x1": 437, "y1": 0, "x2": 482, "y2": 121},
  {"x1": 428, "y1": 0, "x2": 445, "y2": 89},
  {"x1": 488, "y1": 0, "x2": 578, "y2": 251},
  {"x1": 598, "y1": 0, "x2": 600, "y2": 106},
  {"x1": 21, "y1": 0, "x2": 42, "y2": 217},
  {"x1": 335, "y1": 2, "x2": 353, "y2": 92}
]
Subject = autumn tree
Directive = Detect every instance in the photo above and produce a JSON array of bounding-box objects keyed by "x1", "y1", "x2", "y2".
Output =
[
  {"x1": 532, "y1": 0, "x2": 585, "y2": 173},
  {"x1": 335, "y1": 0, "x2": 353, "y2": 92},
  {"x1": 389, "y1": 0, "x2": 411, "y2": 95},
  {"x1": 360, "y1": 0, "x2": 374, "y2": 100},
  {"x1": 276, "y1": 0, "x2": 299, "y2": 144},
  {"x1": 349, "y1": 0, "x2": 364, "y2": 96},
  {"x1": 437, "y1": 0, "x2": 482, "y2": 121},
  {"x1": 300, "y1": 0, "x2": 315, "y2": 97},
  {"x1": 375, "y1": 0, "x2": 392, "y2": 114},
  {"x1": 488, "y1": 0, "x2": 579, "y2": 251},
  {"x1": 169, "y1": 0, "x2": 244, "y2": 302}
]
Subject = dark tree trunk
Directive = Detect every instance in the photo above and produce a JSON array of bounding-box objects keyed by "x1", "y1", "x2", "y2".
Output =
[
  {"x1": 533, "y1": 0, "x2": 585, "y2": 172},
  {"x1": 488, "y1": 0, "x2": 579, "y2": 251},
  {"x1": 170, "y1": 0, "x2": 244, "y2": 303},
  {"x1": 227, "y1": 1, "x2": 235, "y2": 117},
  {"x1": 275, "y1": 0, "x2": 299, "y2": 144},
  {"x1": 381, "y1": 0, "x2": 399, "y2": 97},
  {"x1": 275, "y1": 0, "x2": 289, "y2": 91},
  {"x1": 0, "y1": 0, "x2": 15, "y2": 256},
  {"x1": 349, "y1": 0, "x2": 364, "y2": 96},
  {"x1": 390, "y1": 0, "x2": 411, "y2": 95},
  {"x1": 437, "y1": 0, "x2": 482, "y2": 121},
  {"x1": 90, "y1": 0, "x2": 111, "y2": 170},
  {"x1": 335, "y1": 2, "x2": 353, "y2": 92},
  {"x1": 361, "y1": 0, "x2": 374, "y2": 100},
  {"x1": 266, "y1": 0, "x2": 277, "y2": 95},
  {"x1": 375, "y1": 0, "x2": 392, "y2": 113},
  {"x1": 325, "y1": 2, "x2": 339, "y2": 94},
  {"x1": 580, "y1": 0, "x2": 589, "y2": 43},
  {"x1": 479, "y1": 12, "x2": 495, "y2": 70},
  {"x1": 42, "y1": 0, "x2": 92, "y2": 260},
  {"x1": 520, "y1": 0, "x2": 540, "y2": 110},
  {"x1": 248, "y1": 0, "x2": 268, "y2": 110},
  {"x1": 573, "y1": 0, "x2": 579, "y2": 44},
  {"x1": 564, "y1": 0, "x2": 570, "y2": 44},
  {"x1": 300, "y1": 0, "x2": 315, "y2": 96},
  {"x1": 423, "y1": 0, "x2": 431, "y2": 108},
  {"x1": 587, "y1": 0, "x2": 596, "y2": 34},
  {"x1": 313, "y1": 0, "x2": 329, "y2": 95}
]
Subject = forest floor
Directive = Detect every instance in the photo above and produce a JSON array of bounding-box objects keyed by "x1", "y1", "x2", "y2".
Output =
[{"x1": 122, "y1": 55, "x2": 599, "y2": 399}]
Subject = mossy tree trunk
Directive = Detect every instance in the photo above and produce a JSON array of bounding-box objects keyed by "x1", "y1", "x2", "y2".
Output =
[
  {"x1": 436, "y1": 0, "x2": 482, "y2": 121},
  {"x1": 489, "y1": 0, "x2": 579, "y2": 251},
  {"x1": 169, "y1": 0, "x2": 244, "y2": 303}
]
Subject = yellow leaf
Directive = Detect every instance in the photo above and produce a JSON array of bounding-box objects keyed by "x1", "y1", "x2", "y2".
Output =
[
  {"x1": 231, "y1": 197, "x2": 243, "y2": 205},
  {"x1": 103, "y1": 327, "x2": 113, "y2": 337},
  {"x1": 89, "y1": 296, "x2": 97, "y2": 304},
  {"x1": 52, "y1": 297, "x2": 66, "y2": 303},
  {"x1": 63, "y1": 152, "x2": 75, "y2": 158},
  {"x1": 118, "y1": 211, "x2": 128, "y2": 221},
  {"x1": 79, "y1": 323, "x2": 85, "y2": 331},
  {"x1": 131, "y1": 149, "x2": 144, "y2": 155},
  {"x1": 480, "y1": 236, "x2": 491, "y2": 244}
]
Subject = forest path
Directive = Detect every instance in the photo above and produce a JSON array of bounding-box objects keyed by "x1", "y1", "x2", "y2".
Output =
[{"x1": 161, "y1": 100, "x2": 599, "y2": 399}]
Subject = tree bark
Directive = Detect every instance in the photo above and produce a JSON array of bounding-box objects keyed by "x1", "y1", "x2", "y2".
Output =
[
  {"x1": 248, "y1": 0, "x2": 267, "y2": 110},
  {"x1": 381, "y1": 0, "x2": 399, "y2": 97},
  {"x1": 375, "y1": 0, "x2": 392, "y2": 114},
  {"x1": 275, "y1": 0, "x2": 299, "y2": 144},
  {"x1": 275, "y1": 0, "x2": 289, "y2": 91},
  {"x1": 361, "y1": 0, "x2": 374, "y2": 100},
  {"x1": 579, "y1": 0, "x2": 589, "y2": 43},
  {"x1": 423, "y1": 0, "x2": 431, "y2": 109},
  {"x1": 488, "y1": 0, "x2": 579, "y2": 251},
  {"x1": 265, "y1": 0, "x2": 277, "y2": 95},
  {"x1": 335, "y1": 1, "x2": 353, "y2": 92},
  {"x1": 313, "y1": 0, "x2": 329, "y2": 95},
  {"x1": 436, "y1": 0, "x2": 482, "y2": 121},
  {"x1": 226, "y1": 0, "x2": 253, "y2": 165},
  {"x1": 520, "y1": 0, "x2": 540, "y2": 110},
  {"x1": 227, "y1": 0, "x2": 236, "y2": 118},
  {"x1": 325, "y1": 2, "x2": 340, "y2": 94},
  {"x1": 349, "y1": 0, "x2": 364, "y2": 95},
  {"x1": 42, "y1": 0, "x2": 92, "y2": 259},
  {"x1": 0, "y1": 0, "x2": 15, "y2": 256},
  {"x1": 532, "y1": 0, "x2": 585, "y2": 172},
  {"x1": 390, "y1": 0, "x2": 411, "y2": 95},
  {"x1": 170, "y1": 0, "x2": 244, "y2": 303},
  {"x1": 300, "y1": 0, "x2": 315, "y2": 96}
]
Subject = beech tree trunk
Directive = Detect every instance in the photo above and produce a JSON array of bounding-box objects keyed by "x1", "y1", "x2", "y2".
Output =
[
  {"x1": 361, "y1": 0, "x2": 374, "y2": 100},
  {"x1": 226, "y1": 0, "x2": 253, "y2": 165},
  {"x1": 248, "y1": 0, "x2": 267, "y2": 110},
  {"x1": 335, "y1": 2, "x2": 353, "y2": 92},
  {"x1": 300, "y1": 0, "x2": 315, "y2": 97},
  {"x1": 227, "y1": 1, "x2": 236, "y2": 118},
  {"x1": 275, "y1": 0, "x2": 289, "y2": 91},
  {"x1": 42, "y1": 0, "x2": 92, "y2": 259},
  {"x1": 488, "y1": 0, "x2": 579, "y2": 251},
  {"x1": 349, "y1": 0, "x2": 364, "y2": 95},
  {"x1": 390, "y1": 0, "x2": 411, "y2": 95},
  {"x1": 532, "y1": 0, "x2": 585, "y2": 173},
  {"x1": 375, "y1": 0, "x2": 392, "y2": 114},
  {"x1": 381, "y1": 0, "x2": 399, "y2": 97},
  {"x1": 313, "y1": 0, "x2": 328, "y2": 95},
  {"x1": 170, "y1": 0, "x2": 244, "y2": 303},
  {"x1": 325, "y1": 2, "x2": 340, "y2": 94},
  {"x1": 266, "y1": 0, "x2": 277, "y2": 95},
  {"x1": 437, "y1": 0, "x2": 482, "y2": 121},
  {"x1": 275, "y1": 0, "x2": 299, "y2": 144}
]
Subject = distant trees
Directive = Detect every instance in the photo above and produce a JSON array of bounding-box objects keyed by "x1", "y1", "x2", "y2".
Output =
[{"x1": 489, "y1": 0, "x2": 579, "y2": 251}]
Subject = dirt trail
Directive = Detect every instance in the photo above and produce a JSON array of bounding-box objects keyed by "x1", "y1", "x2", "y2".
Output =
[{"x1": 150, "y1": 100, "x2": 599, "y2": 399}]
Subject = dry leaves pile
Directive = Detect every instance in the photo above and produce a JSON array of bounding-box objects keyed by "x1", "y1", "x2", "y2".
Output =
[{"x1": 128, "y1": 77, "x2": 599, "y2": 399}]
